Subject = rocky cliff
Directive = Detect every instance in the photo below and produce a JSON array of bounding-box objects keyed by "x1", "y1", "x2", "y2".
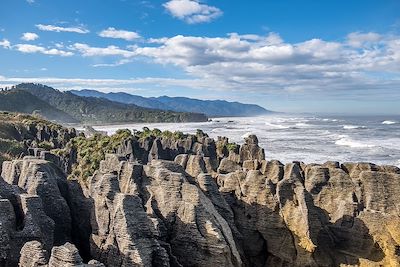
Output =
[{"x1": 0, "y1": 120, "x2": 399, "y2": 267}]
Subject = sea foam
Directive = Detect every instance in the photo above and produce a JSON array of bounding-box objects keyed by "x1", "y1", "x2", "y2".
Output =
[
  {"x1": 382, "y1": 120, "x2": 396, "y2": 125},
  {"x1": 343, "y1": 125, "x2": 366, "y2": 130},
  {"x1": 335, "y1": 135, "x2": 375, "y2": 148}
]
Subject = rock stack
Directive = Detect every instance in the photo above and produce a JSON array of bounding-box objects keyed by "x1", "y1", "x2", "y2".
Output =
[{"x1": 0, "y1": 130, "x2": 399, "y2": 267}]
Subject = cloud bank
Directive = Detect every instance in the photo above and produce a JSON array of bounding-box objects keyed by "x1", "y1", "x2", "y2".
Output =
[{"x1": 1, "y1": 30, "x2": 400, "y2": 100}]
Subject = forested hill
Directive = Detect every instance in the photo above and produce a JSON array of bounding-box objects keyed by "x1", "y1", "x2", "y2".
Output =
[
  {"x1": 0, "y1": 89, "x2": 78, "y2": 123},
  {"x1": 8, "y1": 83, "x2": 208, "y2": 124}
]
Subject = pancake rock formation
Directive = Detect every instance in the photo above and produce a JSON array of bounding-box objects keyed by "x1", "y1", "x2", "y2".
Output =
[{"x1": 0, "y1": 124, "x2": 399, "y2": 267}]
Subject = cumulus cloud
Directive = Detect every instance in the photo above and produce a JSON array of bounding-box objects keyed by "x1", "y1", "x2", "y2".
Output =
[
  {"x1": 99, "y1": 27, "x2": 140, "y2": 41},
  {"x1": 21, "y1": 32, "x2": 39, "y2": 41},
  {"x1": 15, "y1": 44, "x2": 73, "y2": 56},
  {"x1": 347, "y1": 32, "x2": 382, "y2": 47},
  {"x1": 0, "y1": 39, "x2": 11, "y2": 49},
  {"x1": 3, "y1": 30, "x2": 400, "y2": 100},
  {"x1": 163, "y1": 0, "x2": 222, "y2": 24},
  {"x1": 36, "y1": 24, "x2": 89, "y2": 34},
  {"x1": 130, "y1": 32, "x2": 400, "y2": 96},
  {"x1": 71, "y1": 43, "x2": 136, "y2": 57}
]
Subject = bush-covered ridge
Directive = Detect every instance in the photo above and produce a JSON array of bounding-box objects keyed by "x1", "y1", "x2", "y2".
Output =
[
  {"x1": 0, "y1": 89, "x2": 78, "y2": 123},
  {"x1": 8, "y1": 83, "x2": 208, "y2": 124},
  {"x1": 53, "y1": 127, "x2": 215, "y2": 182},
  {"x1": 0, "y1": 112, "x2": 72, "y2": 167}
]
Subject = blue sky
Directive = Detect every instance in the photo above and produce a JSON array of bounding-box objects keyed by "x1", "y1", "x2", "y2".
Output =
[{"x1": 0, "y1": 0, "x2": 400, "y2": 114}]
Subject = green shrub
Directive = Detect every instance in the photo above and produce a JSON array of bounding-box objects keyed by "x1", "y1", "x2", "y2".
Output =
[
  {"x1": 61, "y1": 129, "x2": 134, "y2": 183},
  {"x1": 38, "y1": 141, "x2": 54, "y2": 150},
  {"x1": 226, "y1": 142, "x2": 239, "y2": 152},
  {"x1": 0, "y1": 139, "x2": 25, "y2": 155}
]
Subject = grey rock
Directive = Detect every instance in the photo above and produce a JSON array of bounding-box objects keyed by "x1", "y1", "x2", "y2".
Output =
[
  {"x1": 19, "y1": 241, "x2": 48, "y2": 267},
  {"x1": 218, "y1": 158, "x2": 241, "y2": 174}
]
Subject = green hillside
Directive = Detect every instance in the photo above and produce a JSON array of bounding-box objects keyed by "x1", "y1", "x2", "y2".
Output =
[
  {"x1": 12, "y1": 83, "x2": 208, "y2": 124},
  {"x1": 0, "y1": 89, "x2": 78, "y2": 123}
]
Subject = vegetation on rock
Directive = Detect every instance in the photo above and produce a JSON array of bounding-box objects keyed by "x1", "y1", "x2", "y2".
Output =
[{"x1": 0, "y1": 112, "x2": 76, "y2": 168}]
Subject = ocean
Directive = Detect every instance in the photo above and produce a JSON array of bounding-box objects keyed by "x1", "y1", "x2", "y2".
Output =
[{"x1": 84, "y1": 114, "x2": 400, "y2": 167}]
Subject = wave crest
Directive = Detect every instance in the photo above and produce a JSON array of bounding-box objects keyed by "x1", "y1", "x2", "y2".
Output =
[
  {"x1": 382, "y1": 120, "x2": 396, "y2": 125},
  {"x1": 335, "y1": 135, "x2": 375, "y2": 148},
  {"x1": 343, "y1": 125, "x2": 366, "y2": 130}
]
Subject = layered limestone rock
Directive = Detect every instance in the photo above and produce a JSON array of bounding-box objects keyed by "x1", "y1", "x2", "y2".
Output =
[
  {"x1": 0, "y1": 174, "x2": 55, "y2": 266},
  {"x1": 143, "y1": 160, "x2": 242, "y2": 267},
  {"x1": 239, "y1": 135, "x2": 265, "y2": 163},
  {"x1": 19, "y1": 241, "x2": 48, "y2": 267},
  {"x1": 1, "y1": 157, "x2": 72, "y2": 245},
  {"x1": 88, "y1": 171, "x2": 169, "y2": 266},
  {"x1": 19, "y1": 241, "x2": 103, "y2": 267},
  {"x1": 0, "y1": 130, "x2": 400, "y2": 267}
]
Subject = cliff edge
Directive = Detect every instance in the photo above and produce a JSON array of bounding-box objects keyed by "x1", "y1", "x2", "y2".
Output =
[{"x1": 0, "y1": 116, "x2": 399, "y2": 267}]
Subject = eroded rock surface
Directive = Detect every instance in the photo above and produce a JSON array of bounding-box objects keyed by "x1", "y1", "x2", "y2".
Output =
[{"x1": 0, "y1": 131, "x2": 399, "y2": 267}]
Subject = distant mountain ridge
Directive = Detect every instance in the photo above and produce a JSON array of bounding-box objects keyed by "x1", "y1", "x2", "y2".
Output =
[
  {"x1": 70, "y1": 89, "x2": 272, "y2": 117},
  {"x1": 2, "y1": 84, "x2": 208, "y2": 124}
]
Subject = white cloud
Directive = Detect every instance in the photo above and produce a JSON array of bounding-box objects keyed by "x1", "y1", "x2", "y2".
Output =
[
  {"x1": 99, "y1": 27, "x2": 140, "y2": 41},
  {"x1": 129, "y1": 32, "x2": 400, "y2": 96},
  {"x1": 2, "y1": 30, "x2": 400, "y2": 101},
  {"x1": 92, "y1": 59, "x2": 133, "y2": 67},
  {"x1": 163, "y1": 0, "x2": 222, "y2": 24},
  {"x1": 21, "y1": 32, "x2": 39, "y2": 41},
  {"x1": 60, "y1": 31, "x2": 400, "y2": 97},
  {"x1": 0, "y1": 39, "x2": 11, "y2": 49},
  {"x1": 26, "y1": 0, "x2": 35, "y2": 3},
  {"x1": 15, "y1": 44, "x2": 73, "y2": 56},
  {"x1": 36, "y1": 24, "x2": 89, "y2": 34},
  {"x1": 0, "y1": 76, "x2": 208, "y2": 91},
  {"x1": 71, "y1": 43, "x2": 136, "y2": 57},
  {"x1": 347, "y1": 32, "x2": 382, "y2": 47}
]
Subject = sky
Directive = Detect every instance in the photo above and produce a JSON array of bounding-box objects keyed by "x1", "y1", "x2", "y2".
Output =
[{"x1": 0, "y1": 0, "x2": 400, "y2": 114}]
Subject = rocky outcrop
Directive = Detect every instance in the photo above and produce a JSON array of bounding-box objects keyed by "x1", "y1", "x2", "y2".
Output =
[
  {"x1": 1, "y1": 129, "x2": 400, "y2": 267},
  {"x1": 19, "y1": 241, "x2": 104, "y2": 267},
  {"x1": 0, "y1": 169, "x2": 57, "y2": 267},
  {"x1": 48, "y1": 242, "x2": 86, "y2": 267},
  {"x1": 143, "y1": 160, "x2": 242, "y2": 267},
  {"x1": 19, "y1": 241, "x2": 48, "y2": 267},
  {"x1": 1, "y1": 157, "x2": 72, "y2": 245},
  {"x1": 239, "y1": 135, "x2": 265, "y2": 163}
]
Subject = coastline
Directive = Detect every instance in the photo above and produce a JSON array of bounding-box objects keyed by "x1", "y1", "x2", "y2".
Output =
[{"x1": 68, "y1": 114, "x2": 400, "y2": 167}]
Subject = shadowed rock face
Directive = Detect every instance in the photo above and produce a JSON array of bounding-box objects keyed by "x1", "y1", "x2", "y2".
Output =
[{"x1": 0, "y1": 131, "x2": 399, "y2": 267}]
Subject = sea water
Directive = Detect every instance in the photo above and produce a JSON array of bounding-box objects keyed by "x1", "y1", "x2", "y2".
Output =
[{"x1": 84, "y1": 114, "x2": 400, "y2": 167}]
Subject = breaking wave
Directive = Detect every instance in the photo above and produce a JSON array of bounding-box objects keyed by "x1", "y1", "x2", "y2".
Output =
[
  {"x1": 343, "y1": 125, "x2": 366, "y2": 130},
  {"x1": 382, "y1": 120, "x2": 396, "y2": 125},
  {"x1": 335, "y1": 135, "x2": 375, "y2": 148}
]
